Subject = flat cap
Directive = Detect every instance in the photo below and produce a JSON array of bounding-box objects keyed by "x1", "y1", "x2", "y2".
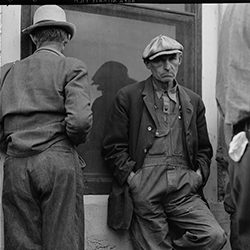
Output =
[{"x1": 142, "y1": 34, "x2": 183, "y2": 61}]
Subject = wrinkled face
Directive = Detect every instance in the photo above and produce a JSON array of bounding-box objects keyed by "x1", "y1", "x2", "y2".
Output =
[{"x1": 146, "y1": 53, "x2": 182, "y2": 84}]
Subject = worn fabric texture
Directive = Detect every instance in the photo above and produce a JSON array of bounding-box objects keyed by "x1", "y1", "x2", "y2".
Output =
[
  {"x1": 216, "y1": 4, "x2": 250, "y2": 125},
  {"x1": 130, "y1": 162, "x2": 226, "y2": 250},
  {"x1": 0, "y1": 46, "x2": 92, "y2": 250},
  {"x1": 3, "y1": 143, "x2": 85, "y2": 250},
  {"x1": 103, "y1": 76, "x2": 213, "y2": 230},
  {"x1": 228, "y1": 132, "x2": 250, "y2": 250},
  {"x1": 0, "y1": 47, "x2": 92, "y2": 156},
  {"x1": 216, "y1": 4, "x2": 250, "y2": 250}
]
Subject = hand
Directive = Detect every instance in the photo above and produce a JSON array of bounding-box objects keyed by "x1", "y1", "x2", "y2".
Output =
[
  {"x1": 196, "y1": 168, "x2": 203, "y2": 183},
  {"x1": 127, "y1": 171, "x2": 135, "y2": 185}
]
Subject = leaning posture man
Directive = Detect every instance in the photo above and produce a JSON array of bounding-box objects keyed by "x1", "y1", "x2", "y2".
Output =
[
  {"x1": 102, "y1": 35, "x2": 227, "y2": 250},
  {"x1": 0, "y1": 5, "x2": 92, "y2": 250}
]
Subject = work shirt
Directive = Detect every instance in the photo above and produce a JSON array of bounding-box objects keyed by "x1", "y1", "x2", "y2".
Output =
[
  {"x1": 146, "y1": 81, "x2": 187, "y2": 163},
  {"x1": 0, "y1": 46, "x2": 93, "y2": 157}
]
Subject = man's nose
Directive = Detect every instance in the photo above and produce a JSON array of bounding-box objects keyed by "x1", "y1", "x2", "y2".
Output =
[{"x1": 163, "y1": 60, "x2": 171, "y2": 70}]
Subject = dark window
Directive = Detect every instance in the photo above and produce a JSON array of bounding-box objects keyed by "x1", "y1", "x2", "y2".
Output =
[{"x1": 21, "y1": 4, "x2": 202, "y2": 194}]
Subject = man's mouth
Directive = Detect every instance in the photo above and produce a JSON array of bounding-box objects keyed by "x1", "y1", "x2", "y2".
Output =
[{"x1": 162, "y1": 74, "x2": 173, "y2": 78}]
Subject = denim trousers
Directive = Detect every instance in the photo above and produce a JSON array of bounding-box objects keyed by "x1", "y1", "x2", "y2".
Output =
[
  {"x1": 2, "y1": 143, "x2": 85, "y2": 250},
  {"x1": 129, "y1": 158, "x2": 227, "y2": 250}
]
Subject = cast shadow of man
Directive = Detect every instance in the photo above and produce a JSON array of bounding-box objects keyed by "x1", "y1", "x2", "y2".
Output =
[{"x1": 78, "y1": 61, "x2": 136, "y2": 193}]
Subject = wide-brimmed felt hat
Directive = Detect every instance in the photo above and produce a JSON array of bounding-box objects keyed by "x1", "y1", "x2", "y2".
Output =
[
  {"x1": 142, "y1": 34, "x2": 183, "y2": 61},
  {"x1": 22, "y1": 5, "x2": 76, "y2": 39}
]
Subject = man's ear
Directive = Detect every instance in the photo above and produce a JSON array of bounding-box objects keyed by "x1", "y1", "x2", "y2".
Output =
[
  {"x1": 63, "y1": 39, "x2": 69, "y2": 47},
  {"x1": 145, "y1": 61, "x2": 152, "y2": 70},
  {"x1": 178, "y1": 54, "x2": 183, "y2": 65},
  {"x1": 29, "y1": 34, "x2": 36, "y2": 44}
]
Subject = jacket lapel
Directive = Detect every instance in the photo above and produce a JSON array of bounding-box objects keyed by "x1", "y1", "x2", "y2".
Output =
[
  {"x1": 142, "y1": 76, "x2": 157, "y2": 123},
  {"x1": 178, "y1": 86, "x2": 194, "y2": 133}
]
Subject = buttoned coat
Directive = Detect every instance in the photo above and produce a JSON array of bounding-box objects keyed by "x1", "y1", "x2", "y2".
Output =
[{"x1": 102, "y1": 76, "x2": 213, "y2": 230}]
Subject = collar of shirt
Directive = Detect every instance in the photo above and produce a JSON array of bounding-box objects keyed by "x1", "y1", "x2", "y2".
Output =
[
  {"x1": 153, "y1": 79, "x2": 178, "y2": 103},
  {"x1": 35, "y1": 46, "x2": 65, "y2": 58}
]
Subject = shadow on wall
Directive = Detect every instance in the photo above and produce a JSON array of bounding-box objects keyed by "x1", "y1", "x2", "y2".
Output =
[
  {"x1": 77, "y1": 61, "x2": 136, "y2": 194},
  {"x1": 90, "y1": 61, "x2": 136, "y2": 145}
]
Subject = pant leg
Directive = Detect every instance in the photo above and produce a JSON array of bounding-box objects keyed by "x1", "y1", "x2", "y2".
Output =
[
  {"x1": 2, "y1": 144, "x2": 85, "y2": 250},
  {"x1": 41, "y1": 145, "x2": 85, "y2": 250},
  {"x1": 229, "y1": 213, "x2": 242, "y2": 250},
  {"x1": 129, "y1": 164, "x2": 174, "y2": 250},
  {"x1": 3, "y1": 157, "x2": 42, "y2": 250},
  {"x1": 229, "y1": 141, "x2": 250, "y2": 250},
  {"x1": 167, "y1": 195, "x2": 227, "y2": 250},
  {"x1": 223, "y1": 181, "x2": 242, "y2": 250},
  {"x1": 129, "y1": 164, "x2": 227, "y2": 250},
  {"x1": 163, "y1": 167, "x2": 227, "y2": 250}
]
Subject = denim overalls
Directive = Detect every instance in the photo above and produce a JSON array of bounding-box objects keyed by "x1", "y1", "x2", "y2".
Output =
[{"x1": 129, "y1": 86, "x2": 226, "y2": 250}]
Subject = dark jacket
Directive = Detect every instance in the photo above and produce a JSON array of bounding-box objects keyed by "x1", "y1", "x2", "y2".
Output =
[{"x1": 102, "y1": 76, "x2": 213, "y2": 230}]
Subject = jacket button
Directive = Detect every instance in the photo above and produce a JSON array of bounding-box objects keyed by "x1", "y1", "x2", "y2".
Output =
[{"x1": 147, "y1": 126, "x2": 152, "y2": 131}]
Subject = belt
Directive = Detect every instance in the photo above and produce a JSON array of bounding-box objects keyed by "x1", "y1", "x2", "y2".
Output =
[{"x1": 233, "y1": 117, "x2": 250, "y2": 135}]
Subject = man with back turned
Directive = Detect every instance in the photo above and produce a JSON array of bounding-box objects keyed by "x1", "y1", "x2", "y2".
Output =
[{"x1": 0, "y1": 5, "x2": 92, "y2": 250}]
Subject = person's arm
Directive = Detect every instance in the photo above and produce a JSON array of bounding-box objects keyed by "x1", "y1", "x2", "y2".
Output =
[
  {"x1": 64, "y1": 59, "x2": 93, "y2": 146},
  {"x1": 102, "y1": 88, "x2": 136, "y2": 186},
  {"x1": 0, "y1": 62, "x2": 15, "y2": 153}
]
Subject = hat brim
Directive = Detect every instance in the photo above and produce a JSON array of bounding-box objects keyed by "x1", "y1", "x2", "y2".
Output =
[
  {"x1": 149, "y1": 50, "x2": 183, "y2": 60},
  {"x1": 22, "y1": 21, "x2": 76, "y2": 39}
]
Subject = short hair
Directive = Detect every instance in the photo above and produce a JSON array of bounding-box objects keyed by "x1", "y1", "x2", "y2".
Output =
[{"x1": 31, "y1": 26, "x2": 69, "y2": 47}]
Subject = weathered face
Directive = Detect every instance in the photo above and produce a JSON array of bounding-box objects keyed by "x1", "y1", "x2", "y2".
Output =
[{"x1": 146, "y1": 53, "x2": 182, "y2": 84}]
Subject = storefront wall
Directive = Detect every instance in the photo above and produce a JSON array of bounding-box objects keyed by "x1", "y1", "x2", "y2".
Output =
[{"x1": 0, "y1": 4, "x2": 230, "y2": 250}]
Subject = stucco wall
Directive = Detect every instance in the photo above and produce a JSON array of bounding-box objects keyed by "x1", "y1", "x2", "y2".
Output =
[{"x1": 0, "y1": 4, "x2": 231, "y2": 250}]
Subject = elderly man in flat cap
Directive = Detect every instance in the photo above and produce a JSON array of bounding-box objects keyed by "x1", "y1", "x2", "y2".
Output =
[
  {"x1": 0, "y1": 5, "x2": 92, "y2": 250},
  {"x1": 102, "y1": 35, "x2": 227, "y2": 250}
]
